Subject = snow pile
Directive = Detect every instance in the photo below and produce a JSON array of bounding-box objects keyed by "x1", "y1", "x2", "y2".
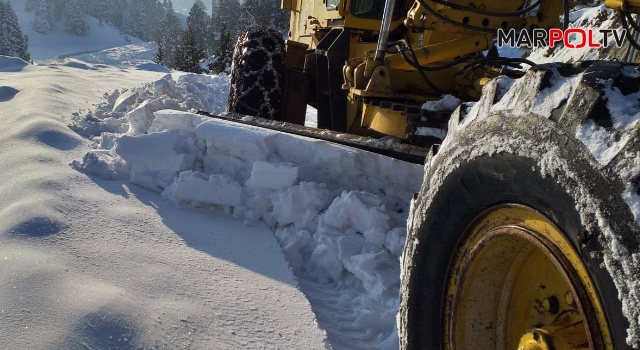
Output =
[
  {"x1": 72, "y1": 74, "x2": 424, "y2": 348},
  {"x1": 70, "y1": 73, "x2": 230, "y2": 138}
]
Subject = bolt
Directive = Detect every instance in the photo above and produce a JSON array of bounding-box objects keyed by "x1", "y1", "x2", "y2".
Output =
[
  {"x1": 542, "y1": 296, "x2": 560, "y2": 315},
  {"x1": 565, "y1": 291, "x2": 575, "y2": 307}
]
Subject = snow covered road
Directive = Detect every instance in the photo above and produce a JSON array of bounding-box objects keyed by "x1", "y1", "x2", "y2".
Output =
[{"x1": 0, "y1": 57, "x2": 328, "y2": 349}]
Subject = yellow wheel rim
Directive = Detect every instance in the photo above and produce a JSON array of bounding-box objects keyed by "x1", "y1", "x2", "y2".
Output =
[{"x1": 444, "y1": 205, "x2": 613, "y2": 350}]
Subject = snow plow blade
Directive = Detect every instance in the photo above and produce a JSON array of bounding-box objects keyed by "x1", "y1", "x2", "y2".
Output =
[{"x1": 195, "y1": 110, "x2": 430, "y2": 165}]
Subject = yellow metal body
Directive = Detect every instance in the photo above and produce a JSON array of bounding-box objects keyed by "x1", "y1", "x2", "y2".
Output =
[
  {"x1": 361, "y1": 103, "x2": 408, "y2": 138},
  {"x1": 444, "y1": 205, "x2": 613, "y2": 350},
  {"x1": 285, "y1": 0, "x2": 640, "y2": 138},
  {"x1": 287, "y1": 0, "x2": 569, "y2": 137}
]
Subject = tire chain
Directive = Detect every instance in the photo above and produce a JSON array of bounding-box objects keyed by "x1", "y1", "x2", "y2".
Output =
[{"x1": 229, "y1": 27, "x2": 285, "y2": 120}]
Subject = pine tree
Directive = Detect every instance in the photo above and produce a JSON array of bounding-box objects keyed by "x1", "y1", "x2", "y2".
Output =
[
  {"x1": 154, "y1": 40, "x2": 166, "y2": 64},
  {"x1": 213, "y1": 0, "x2": 242, "y2": 36},
  {"x1": 65, "y1": 0, "x2": 90, "y2": 35},
  {"x1": 208, "y1": 22, "x2": 232, "y2": 74},
  {"x1": 186, "y1": 1, "x2": 209, "y2": 54},
  {"x1": 175, "y1": 26, "x2": 205, "y2": 73},
  {"x1": 89, "y1": 0, "x2": 114, "y2": 26},
  {"x1": 33, "y1": 0, "x2": 57, "y2": 34},
  {"x1": 25, "y1": 0, "x2": 38, "y2": 12},
  {"x1": 154, "y1": 4, "x2": 183, "y2": 68},
  {"x1": 240, "y1": 0, "x2": 289, "y2": 34},
  {"x1": 0, "y1": 0, "x2": 31, "y2": 61}
]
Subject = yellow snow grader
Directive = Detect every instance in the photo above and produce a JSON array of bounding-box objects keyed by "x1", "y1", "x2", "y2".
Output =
[{"x1": 217, "y1": 0, "x2": 640, "y2": 348}]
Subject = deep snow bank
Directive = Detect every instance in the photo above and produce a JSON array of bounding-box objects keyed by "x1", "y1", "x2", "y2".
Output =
[{"x1": 71, "y1": 72, "x2": 424, "y2": 349}]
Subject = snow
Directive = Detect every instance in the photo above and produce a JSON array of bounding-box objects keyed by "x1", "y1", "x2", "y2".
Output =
[
  {"x1": 3, "y1": 1, "x2": 640, "y2": 348},
  {"x1": 70, "y1": 70, "x2": 424, "y2": 348},
  {"x1": 3, "y1": 16, "x2": 425, "y2": 346},
  {"x1": 0, "y1": 55, "x2": 28, "y2": 71},
  {"x1": 0, "y1": 58, "x2": 329, "y2": 348},
  {"x1": 9, "y1": 0, "x2": 154, "y2": 63},
  {"x1": 421, "y1": 94, "x2": 461, "y2": 112}
]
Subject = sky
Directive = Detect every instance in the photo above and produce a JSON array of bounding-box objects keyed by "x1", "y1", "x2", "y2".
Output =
[{"x1": 173, "y1": 0, "x2": 210, "y2": 14}]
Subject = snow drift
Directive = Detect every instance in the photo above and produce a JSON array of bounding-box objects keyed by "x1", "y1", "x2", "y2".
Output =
[{"x1": 71, "y1": 72, "x2": 424, "y2": 348}]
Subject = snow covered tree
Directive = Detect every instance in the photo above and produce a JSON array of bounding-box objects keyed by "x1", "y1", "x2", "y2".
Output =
[
  {"x1": 208, "y1": 21, "x2": 232, "y2": 74},
  {"x1": 174, "y1": 26, "x2": 205, "y2": 73},
  {"x1": 154, "y1": 4, "x2": 183, "y2": 68},
  {"x1": 89, "y1": 0, "x2": 114, "y2": 26},
  {"x1": 154, "y1": 40, "x2": 166, "y2": 64},
  {"x1": 212, "y1": 0, "x2": 242, "y2": 36},
  {"x1": 25, "y1": 0, "x2": 38, "y2": 12},
  {"x1": 64, "y1": 0, "x2": 90, "y2": 35},
  {"x1": 33, "y1": 0, "x2": 57, "y2": 34},
  {"x1": 240, "y1": 0, "x2": 289, "y2": 34},
  {"x1": 186, "y1": 1, "x2": 209, "y2": 54},
  {"x1": 0, "y1": 0, "x2": 31, "y2": 61}
]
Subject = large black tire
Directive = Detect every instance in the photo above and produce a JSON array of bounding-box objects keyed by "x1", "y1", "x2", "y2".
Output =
[
  {"x1": 227, "y1": 26, "x2": 286, "y2": 120},
  {"x1": 399, "y1": 61, "x2": 640, "y2": 349}
]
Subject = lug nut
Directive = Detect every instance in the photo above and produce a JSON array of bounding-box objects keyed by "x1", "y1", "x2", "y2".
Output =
[{"x1": 565, "y1": 291, "x2": 575, "y2": 307}]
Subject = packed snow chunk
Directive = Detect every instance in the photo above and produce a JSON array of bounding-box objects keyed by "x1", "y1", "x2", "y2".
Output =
[
  {"x1": 149, "y1": 110, "x2": 207, "y2": 133},
  {"x1": 112, "y1": 90, "x2": 139, "y2": 113},
  {"x1": 320, "y1": 191, "x2": 391, "y2": 247},
  {"x1": 0, "y1": 55, "x2": 28, "y2": 72},
  {"x1": 275, "y1": 227, "x2": 314, "y2": 274},
  {"x1": 71, "y1": 151, "x2": 128, "y2": 179},
  {"x1": 163, "y1": 170, "x2": 243, "y2": 207},
  {"x1": 129, "y1": 171, "x2": 177, "y2": 192},
  {"x1": 126, "y1": 98, "x2": 165, "y2": 135},
  {"x1": 115, "y1": 130, "x2": 195, "y2": 173},
  {"x1": 195, "y1": 119, "x2": 272, "y2": 163},
  {"x1": 247, "y1": 162, "x2": 299, "y2": 190},
  {"x1": 270, "y1": 182, "x2": 333, "y2": 227},
  {"x1": 345, "y1": 250, "x2": 400, "y2": 299},
  {"x1": 337, "y1": 234, "x2": 366, "y2": 261},
  {"x1": 310, "y1": 243, "x2": 344, "y2": 282},
  {"x1": 422, "y1": 94, "x2": 462, "y2": 112},
  {"x1": 384, "y1": 227, "x2": 407, "y2": 257}
]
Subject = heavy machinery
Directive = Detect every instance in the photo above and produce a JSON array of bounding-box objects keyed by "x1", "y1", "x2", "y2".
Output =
[{"x1": 219, "y1": 0, "x2": 640, "y2": 348}]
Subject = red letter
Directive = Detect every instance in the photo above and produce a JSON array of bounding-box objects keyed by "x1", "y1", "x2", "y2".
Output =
[
  {"x1": 549, "y1": 28, "x2": 563, "y2": 48},
  {"x1": 565, "y1": 28, "x2": 586, "y2": 49},
  {"x1": 587, "y1": 29, "x2": 601, "y2": 48}
]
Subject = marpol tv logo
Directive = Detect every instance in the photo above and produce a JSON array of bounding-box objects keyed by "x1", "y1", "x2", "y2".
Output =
[{"x1": 497, "y1": 25, "x2": 627, "y2": 49}]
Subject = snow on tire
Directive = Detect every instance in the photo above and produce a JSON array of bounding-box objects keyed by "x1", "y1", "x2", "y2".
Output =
[
  {"x1": 399, "y1": 61, "x2": 640, "y2": 349},
  {"x1": 227, "y1": 26, "x2": 286, "y2": 120}
]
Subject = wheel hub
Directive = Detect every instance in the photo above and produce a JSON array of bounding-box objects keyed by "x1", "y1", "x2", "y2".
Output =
[{"x1": 443, "y1": 205, "x2": 613, "y2": 350}]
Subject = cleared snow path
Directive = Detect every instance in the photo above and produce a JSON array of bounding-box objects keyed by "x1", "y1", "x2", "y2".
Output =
[
  {"x1": 69, "y1": 67, "x2": 425, "y2": 348},
  {"x1": 0, "y1": 59, "x2": 328, "y2": 349}
]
